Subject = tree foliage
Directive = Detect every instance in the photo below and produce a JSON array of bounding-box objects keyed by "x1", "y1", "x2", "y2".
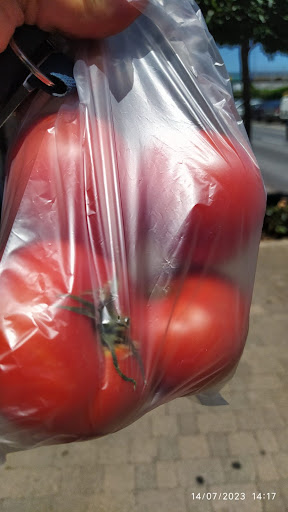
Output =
[
  {"x1": 197, "y1": 0, "x2": 288, "y2": 137},
  {"x1": 198, "y1": 0, "x2": 288, "y2": 53}
]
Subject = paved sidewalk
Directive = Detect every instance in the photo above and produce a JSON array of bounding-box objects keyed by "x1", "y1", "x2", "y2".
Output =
[{"x1": 0, "y1": 240, "x2": 288, "y2": 512}]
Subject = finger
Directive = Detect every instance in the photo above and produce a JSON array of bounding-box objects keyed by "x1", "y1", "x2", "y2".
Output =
[
  {"x1": 0, "y1": 0, "x2": 24, "y2": 53},
  {"x1": 24, "y1": 0, "x2": 145, "y2": 40}
]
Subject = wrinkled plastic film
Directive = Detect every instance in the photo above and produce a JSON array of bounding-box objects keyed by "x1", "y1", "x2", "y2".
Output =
[{"x1": 0, "y1": 0, "x2": 266, "y2": 454}]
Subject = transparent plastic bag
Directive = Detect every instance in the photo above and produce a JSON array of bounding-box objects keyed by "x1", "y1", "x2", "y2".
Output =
[{"x1": 0, "y1": 0, "x2": 266, "y2": 455}]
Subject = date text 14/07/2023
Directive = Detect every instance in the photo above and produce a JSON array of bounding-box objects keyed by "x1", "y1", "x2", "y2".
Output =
[{"x1": 190, "y1": 492, "x2": 277, "y2": 501}]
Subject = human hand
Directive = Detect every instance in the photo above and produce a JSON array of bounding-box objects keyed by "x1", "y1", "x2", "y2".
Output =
[{"x1": 0, "y1": 0, "x2": 145, "y2": 53}]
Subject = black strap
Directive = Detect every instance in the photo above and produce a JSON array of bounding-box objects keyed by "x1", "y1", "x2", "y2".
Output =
[
  {"x1": 0, "y1": 25, "x2": 76, "y2": 107},
  {"x1": 0, "y1": 26, "x2": 53, "y2": 108}
]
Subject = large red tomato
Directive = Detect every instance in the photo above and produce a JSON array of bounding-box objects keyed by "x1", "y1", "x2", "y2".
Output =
[
  {"x1": 1, "y1": 108, "x2": 130, "y2": 260},
  {"x1": 136, "y1": 129, "x2": 266, "y2": 268},
  {"x1": 89, "y1": 346, "x2": 146, "y2": 437},
  {"x1": 1, "y1": 108, "x2": 147, "y2": 288},
  {"x1": 132, "y1": 274, "x2": 249, "y2": 397},
  {"x1": 0, "y1": 240, "x2": 144, "y2": 440}
]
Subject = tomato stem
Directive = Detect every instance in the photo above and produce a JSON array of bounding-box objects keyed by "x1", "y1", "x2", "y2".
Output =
[
  {"x1": 59, "y1": 290, "x2": 143, "y2": 388},
  {"x1": 104, "y1": 337, "x2": 136, "y2": 389}
]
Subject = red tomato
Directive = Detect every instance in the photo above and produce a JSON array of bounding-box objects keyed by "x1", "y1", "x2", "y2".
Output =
[
  {"x1": 89, "y1": 346, "x2": 146, "y2": 436},
  {"x1": 0, "y1": 240, "x2": 144, "y2": 439},
  {"x1": 1, "y1": 108, "x2": 127, "y2": 260},
  {"x1": 132, "y1": 274, "x2": 249, "y2": 396},
  {"x1": 137, "y1": 129, "x2": 266, "y2": 267},
  {"x1": 1, "y1": 108, "x2": 98, "y2": 250},
  {"x1": 2, "y1": 110, "x2": 265, "y2": 298},
  {"x1": 1, "y1": 109, "x2": 147, "y2": 289}
]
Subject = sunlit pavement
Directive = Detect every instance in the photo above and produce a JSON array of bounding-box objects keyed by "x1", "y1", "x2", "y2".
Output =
[{"x1": 0, "y1": 239, "x2": 288, "y2": 512}]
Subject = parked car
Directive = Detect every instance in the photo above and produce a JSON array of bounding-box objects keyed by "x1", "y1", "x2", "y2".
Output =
[
  {"x1": 235, "y1": 98, "x2": 265, "y2": 120},
  {"x1": 260, "y1": 99, "x2": 281, "y2": 123}
]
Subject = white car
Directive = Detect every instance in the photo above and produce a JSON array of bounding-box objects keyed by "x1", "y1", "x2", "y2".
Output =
[{"x1": 279, "y1": 95, "x2": 288, "y2": 122}]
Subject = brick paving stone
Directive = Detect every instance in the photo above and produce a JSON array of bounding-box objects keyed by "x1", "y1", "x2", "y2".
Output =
[
  {"x1": 221, "y1": 372, "x2": 248, "y2": 392},
  {"x1": 128, "y1": 437, "x2": 158, "y2": 463},
  {"x1": 254, "y1": 454, "x2": 279, "y2": 481},
  {"x1": 244, "y1": 355, "x2": 286, "y2": 376},
  {"x1": 221, "y1": 456, "x2": 256, "y2": 484},
  {"x1": 156, "y1": 460, "x2": 178, "y2": 488},
  {"x1": 231, "y1": 361, "x2": 252, "y2": 379},
  {"x1": 243, "y1": 342, "x2": 283, "y2": 357},
  {"x1": 249, "y1": 312, "x2": 288, "y2": 340},
  {"x1": 178, "y1": 434, "x2": 210, "y2": 459},
  {"x1": 0, "y1": 496, "x2": 91, "y2": 512},
  {"x1": 249, "y1": 303, "x2": 266, "y2": 315},
  {"x1": 278, "y1": 479, "x2": 288, "y2": 502},
  {"x1": 197, "y1": 410, "x2": 238, "y2": 433},
  {"x1": 247, "y1": 374, "x2": 282, "y2": 390},
  {"x1": 157, "y1": 435, "x2": 180, "y2": 461},
  {"x1": 260, "y1": 405, "x2": 286, "y2": 429},
  {"x1": 220, "y1": 390, "x2": 252, "y2": 410},
  {"x1": 227, "y1": 431, "x2": 259, "y2": 456},
  {"x1": 136, "y1": 488, "x2": 188, "y2": 512},
  {"x1": 262, "y1": 496, "x2": 287, "y2": 512},
  {"x1": 59, "y1": 465, "x2": 104, "y2": 495},
  {"x1": 50, "y1": 441, "x2": 95, "y2": 468},
  {"x1": 267, "y1": 388, "x2": 287, "y2": 407},
  {"x1": 135, "y1": 463, "x2": 157, "y2": 490},
  {"x1": 252, "y1": 288, "x2": 288, "y2": 315},
  {"x1": 45, "y1": 495, "x2": 92, "y2": 512},
  {"x1": 103, "y1": 463, "x2": 135, "y2": 492},
  {"x1": 234, "y1": 408, "x2": 266, "y2": 431},
  {"x1": 86, "y1": 492, "x2": 136, "y2": 512},
  {"x1": 280, "y1": 363, "x2": 288, "y2": 379},
  {"x1": 277, "y1": 405, "x2": 288, "y2": 423},
  {"x1": 178, "y1": 412, "x2": 199, "y2": 435},
  {"x1": 165, "y1": 397, "x2": 196, "y2": 415},
  {"x1": 255, "y1": 430, "x2": 279, "y2": 453},
  {"x1": 207, "y1": 433, "x2": 230, "y2": 457},
  {"x1": 272, "y1": 452, "x2": 288, "y2": 478},
  {"x1": 147, "y1": 403, "x2": 167, "y2": 417},
  {"x1": 6, "y1": 445, "x2": 57, "y2": 468},
  {"x1": 122, "y1": 413, "x2": 152, "y2": 439},
  {"x1": 52, "y1": 434, "x2": 129, "y2": 467},
  {"x1": 176, "y1": 458, "x2": 226, "y2": 488},
  {"x1": 151, "y1": 414, "x2": 179, "y2": 437},
  {"x1": 0, "y1": 497, "x2": 51, "y2": 512},
  {"x1": 0, "y1": 467, "x2": 61, "y2": 498},
  {"x1": 274, "y1": 427, "x2": 288, "y2": 451},
  {"x1": 246, "y1": 389, "x2": 286, "y2": 408}
]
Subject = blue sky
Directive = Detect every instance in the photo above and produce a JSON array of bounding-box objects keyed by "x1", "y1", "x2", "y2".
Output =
[{"x1": 218, "y1": 44, "x2": 288, "y2": 75}]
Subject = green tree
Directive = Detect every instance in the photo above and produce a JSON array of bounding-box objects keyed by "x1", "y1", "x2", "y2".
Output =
[{"x1": 197, "y1": 0, "x2": 288, "y2": 138}]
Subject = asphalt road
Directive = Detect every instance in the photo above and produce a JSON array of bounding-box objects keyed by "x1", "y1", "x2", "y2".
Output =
[{"x1": 250, "y1": 121, "x2": 288, "y2": 194}]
